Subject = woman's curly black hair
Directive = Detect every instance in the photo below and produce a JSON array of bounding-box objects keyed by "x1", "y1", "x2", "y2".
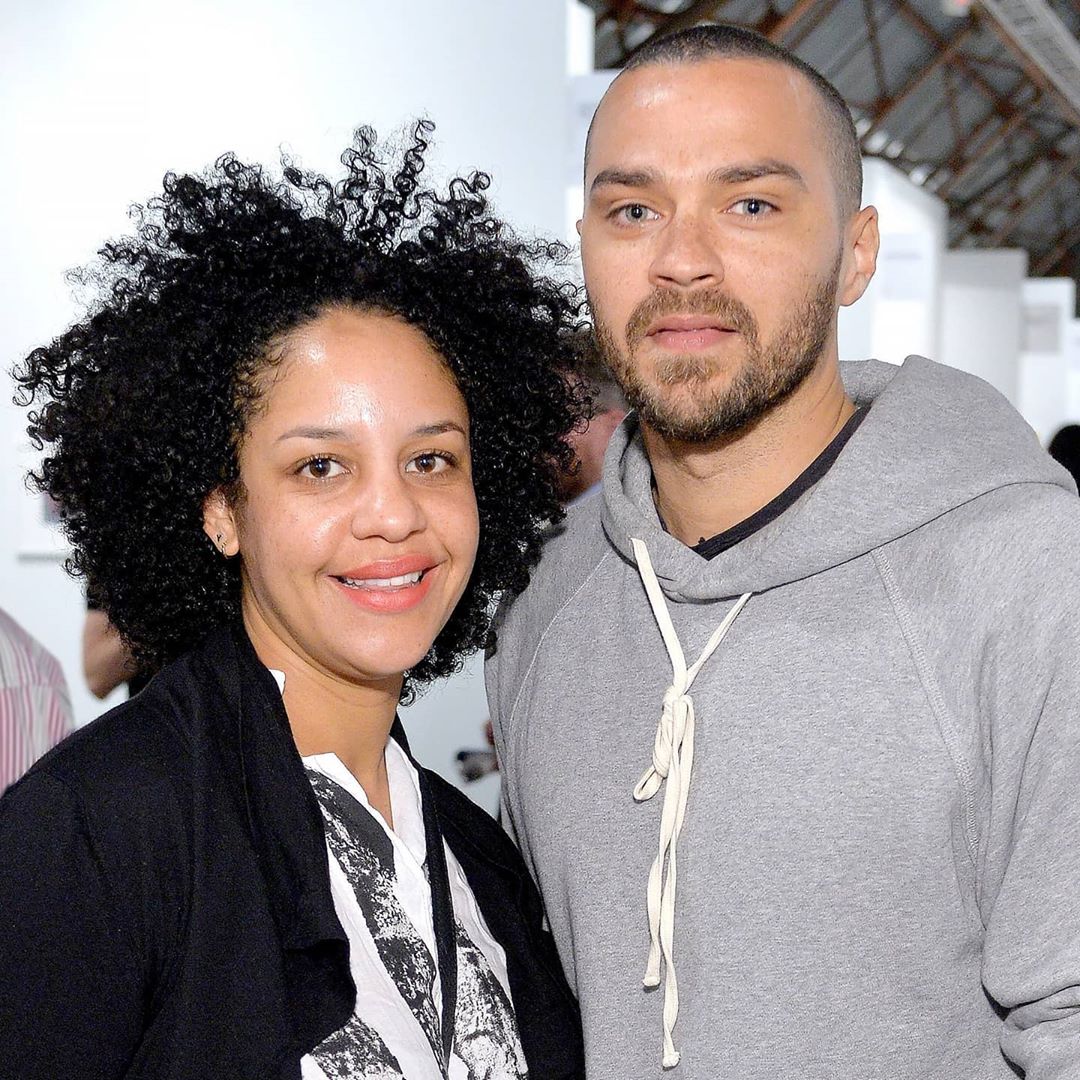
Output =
[{"x1": 14, "y1": 122, "x2": 589, "y2": 694}]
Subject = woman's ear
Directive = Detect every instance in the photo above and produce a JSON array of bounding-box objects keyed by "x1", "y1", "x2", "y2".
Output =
[{"x1": 202, "y1": 489, "x2": 240, "y2": 557}]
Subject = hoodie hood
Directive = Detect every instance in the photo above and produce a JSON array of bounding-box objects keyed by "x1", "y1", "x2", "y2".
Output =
[{"x1": 601, "y1": 356, "x2": 1072, "y2": 600}]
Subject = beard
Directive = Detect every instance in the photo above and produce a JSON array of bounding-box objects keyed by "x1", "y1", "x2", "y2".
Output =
[{"x1": 592, "y1": 255, "x2": 841, "y2": 444}]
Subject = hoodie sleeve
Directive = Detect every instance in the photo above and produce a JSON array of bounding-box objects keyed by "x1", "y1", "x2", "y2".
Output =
[
  {"x1": 978, "y1": 598, "x2": 1080, "y2": 1079},
  {"x1": 886, "y1": 484, "x2": 1080, "y2": 1079}
]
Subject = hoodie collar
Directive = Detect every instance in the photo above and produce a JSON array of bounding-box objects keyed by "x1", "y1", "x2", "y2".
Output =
[{"x1": 601, "y1": 356, "x2": 1071, "y2": 600}]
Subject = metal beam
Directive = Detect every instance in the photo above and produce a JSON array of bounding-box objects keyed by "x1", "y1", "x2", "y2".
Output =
[
  {"x1": 1033, "y1": 216, "x2": 1080, "y2": 275},
  {"x1": 985, "y1": 147, "x2": 1080, "y2": 245},
  {"x1": 976, "y1": 0, "x2": 1080, "y2": 130},
  {"x1": 861, "y1": 24, "x2": 975, "y2": 141},
  {"x1": 935, "y1": 106, "x2": 1030, "y2": 198},
  {"x1": 895, "y1": 1, "x2": 1066, "y2": 170},
  {"x1": 622, "y1": 0, "x2": 726, "y2": 60},
  {"x1": 755, "y1": 0, "x2": 824, "y2": 44}
]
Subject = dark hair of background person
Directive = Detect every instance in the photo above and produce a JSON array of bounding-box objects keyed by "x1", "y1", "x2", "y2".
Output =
[
  {"x1": 586, "y1": 23, "x2": 863, "y2": 216},
  {"x1": 1049, "y1": 424, "x2": 1080, "y2": 488},
  {"x1": 14, "y1": 122, "x2": 588, "y2": 698}
]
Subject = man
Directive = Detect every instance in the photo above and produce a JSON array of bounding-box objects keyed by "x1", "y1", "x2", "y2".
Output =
[
  {"x1": 487, "y1": 24, "x2": 1080, "y2": 1079},
  {"x1": 1, "y1": 606, "x2": 73, "y2": 793}
]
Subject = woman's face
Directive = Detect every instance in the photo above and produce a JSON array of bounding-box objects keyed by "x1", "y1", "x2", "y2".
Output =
[{"x1": 205, "y1": 307, "x2": 479, "y2": 687}]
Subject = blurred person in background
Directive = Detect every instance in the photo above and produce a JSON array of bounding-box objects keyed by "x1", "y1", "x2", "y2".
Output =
[
  {"x1": 0, "y1": 606, "x2": 73, "y2": 794},
  {"x1": 456, "y1": 332, "x2": 626, "y2": 790},
  {"x1": 83, "y1": 595, "x2": 149, "y2": 699},
  {"x1": 556, "y1": 331, "x2": 628, "y2": 505},
  {"x1": 0, "y1": 124, "x2": 585, "y2": 1079},
  {"x1": 1049, "y1": 423, "x2": 1080, "y2": 490},
  {"x1": 488, "y1": 23, "x2": 1080, "y2": 1079}
]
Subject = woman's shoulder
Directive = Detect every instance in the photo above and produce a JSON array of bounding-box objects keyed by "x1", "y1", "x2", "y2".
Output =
[{"x1": 0, "y1": 646, "x2": 215, "y2": 847}]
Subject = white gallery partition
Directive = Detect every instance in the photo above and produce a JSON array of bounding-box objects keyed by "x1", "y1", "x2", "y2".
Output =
[
  {"x1": 938, "y1": 249, "x2": 1028, "y2": 407},
  {"x1": 1, "y1": 0, "x2": 570, "y2": 806},
  {"x1": 1019, "y1": 278, "x2": 1078, "y2": 445},
  {"x1": 837, "y1": 158, "x2": 947, "y2": 367}
]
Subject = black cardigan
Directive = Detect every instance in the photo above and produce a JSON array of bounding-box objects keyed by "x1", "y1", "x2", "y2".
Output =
[{"x1": 0, "y1": 625, "x2": 584, "y2": 1079}]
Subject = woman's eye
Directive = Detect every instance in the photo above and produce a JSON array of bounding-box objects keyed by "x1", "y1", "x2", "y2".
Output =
[
  {"x1": 407, "y1": 452, "x2": 452, "y2": 475},
  {"x1": 730, "y1": 197, "x2": 775, "y2": 217},
  {"x1": 298, "y1": 457, "x2": 345, "y2": 480}
]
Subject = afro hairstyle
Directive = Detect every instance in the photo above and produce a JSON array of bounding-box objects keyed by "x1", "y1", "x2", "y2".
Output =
[{"x1": 15, "y1": 121, "x2": 589, "y2": 696}]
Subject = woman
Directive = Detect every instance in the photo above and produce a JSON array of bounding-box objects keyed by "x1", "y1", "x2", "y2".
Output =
[{"x1": 1, "y1": 124, "x2": 587, "y2": 1079}]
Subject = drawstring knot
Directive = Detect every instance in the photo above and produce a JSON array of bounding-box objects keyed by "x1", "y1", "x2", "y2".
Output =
[{"x1": 630, "y1": 537, "x2": 751, "y2": 1069}]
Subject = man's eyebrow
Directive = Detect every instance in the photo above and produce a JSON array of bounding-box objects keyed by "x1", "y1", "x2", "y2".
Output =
[
  {"x1": 708, "y1": 160, "x2": 808, "y2": 189},
  {"x1": 588, "y1": 160, "x2": 809, "y2": 197},
  {"x1": 588, "y1": 167, "x2": 662, "y2": 195}
]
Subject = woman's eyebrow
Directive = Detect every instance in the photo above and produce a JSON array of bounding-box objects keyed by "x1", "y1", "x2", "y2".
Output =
[
  {"x1": 412, "y1": 421, "x2": 468, "y2": 438},
  {"x1": 275, "y1": 421, "x2": 467, "y2": 443},
  {"x1": 276, "y1": 426, "x2": 348, "y2": 443}
]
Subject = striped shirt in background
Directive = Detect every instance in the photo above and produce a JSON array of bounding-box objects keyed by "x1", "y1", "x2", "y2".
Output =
[{"x1": 0, "y1": 607, "x2": 74, "y2": 794}]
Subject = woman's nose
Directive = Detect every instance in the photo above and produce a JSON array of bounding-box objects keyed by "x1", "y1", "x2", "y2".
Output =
[{"x1": 350, "y1": 471, "x2": 426, "y2": 543}]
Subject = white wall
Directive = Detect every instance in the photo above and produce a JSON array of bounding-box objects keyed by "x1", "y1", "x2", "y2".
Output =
[
  {"x1": 1019, "y1": 277, "x2": 1078, "y2": 444},
  {"x1": 1067, "y1": 320, "x2": 1080, "y2": 425},
  {"x1": 938, "y1": 249, "x2": 1028, "y2": 406},
  {"x1": 1, "y1": 0, "x2": 569, "y2": 807},
  {"x1": 838, "y1": 158, "x2": 947, "y2": 366}
]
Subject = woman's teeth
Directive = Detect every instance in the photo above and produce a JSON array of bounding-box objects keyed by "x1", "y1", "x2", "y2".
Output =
[{"x1": 339, "y1": 571, "x2": 423, "y2": 589}]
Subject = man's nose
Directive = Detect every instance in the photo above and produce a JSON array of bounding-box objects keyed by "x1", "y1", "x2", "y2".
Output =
[
  {"x1": 648, "y1": 212, "x2": 724, "y2": 290},
  {"x1": 350, "y1": 470, "x2": 426, "y2": 543}
]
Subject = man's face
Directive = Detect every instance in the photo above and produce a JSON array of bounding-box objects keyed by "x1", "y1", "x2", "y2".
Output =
[{"x1": 580, "y1": 58, "x2": 859, "y2": 443}]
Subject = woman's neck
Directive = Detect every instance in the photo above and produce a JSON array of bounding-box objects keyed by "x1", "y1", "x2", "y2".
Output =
[{"x1": 241, "y1": 600, "x2": 401, "y2": 823}]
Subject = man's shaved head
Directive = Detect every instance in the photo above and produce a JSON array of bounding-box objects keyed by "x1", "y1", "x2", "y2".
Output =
[{"x1": 587, "y1": 23, "x2": 863, "y2": 216}]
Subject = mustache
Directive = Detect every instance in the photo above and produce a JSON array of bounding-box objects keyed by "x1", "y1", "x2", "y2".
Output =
[{"x1": 625, "y1": 287, "x2": 759, "y2": 346}]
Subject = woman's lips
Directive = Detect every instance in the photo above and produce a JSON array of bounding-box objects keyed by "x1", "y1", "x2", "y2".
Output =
[{"x1": 332, "y1": 558, "x2": 438, "y2": 613}]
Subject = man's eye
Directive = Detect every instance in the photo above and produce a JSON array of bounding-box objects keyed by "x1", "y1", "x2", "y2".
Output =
[
  {"x1": 407, "y1": 451, "x2": 453, "y2": 475},
  {"x1": 730, "y1": 197, "x2": 775, "y2": 217},
  {"x1": 297, "y1": 456, "x2": 345, "y2": 480},
  {"x1": 614, "y1": 204, "x2": 658, "y2": 224}
]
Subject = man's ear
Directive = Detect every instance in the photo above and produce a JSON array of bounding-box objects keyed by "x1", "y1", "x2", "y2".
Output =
[
  {"x1": 202, "y1": 488, "x2": 240, "y2": 557},
  {"x1": 838, "y1": 205, "x2": 879, "y2": 308}
]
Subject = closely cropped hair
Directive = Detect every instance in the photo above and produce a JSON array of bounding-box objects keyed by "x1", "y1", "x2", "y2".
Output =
[
  {"x1": 15, "y1": 122, "x2": 588, "y2": 693},
  {"x1": 609, "y1": 23, "x2": 862, "y2": 214}
]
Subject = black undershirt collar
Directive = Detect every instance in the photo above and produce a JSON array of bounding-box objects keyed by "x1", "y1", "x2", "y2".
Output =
[{"x1": 672, "y1": 407, "x2": 868, "y2": 561}]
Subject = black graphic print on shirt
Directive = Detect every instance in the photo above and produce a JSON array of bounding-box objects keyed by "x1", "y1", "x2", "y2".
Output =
[
  {"x1": 452, "y1": 921, "x2": 528, "y2": 1080},
  {"x1": 311, "y1": 1012, "x2": 405, "y2": 1080},
  {"x1": 307, "y1": 768, "x2": 445, "y2": 1073}
]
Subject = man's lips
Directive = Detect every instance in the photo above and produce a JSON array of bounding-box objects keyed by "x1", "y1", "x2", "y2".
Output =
[
  {"x1": 644, "y1": 315, "x2": 737, "y2": 351},
  {"x1": 646, "y1": 315, "x2": 735, "y2": 335}
]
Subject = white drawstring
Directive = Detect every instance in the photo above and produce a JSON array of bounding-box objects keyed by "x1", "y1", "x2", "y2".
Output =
[{"x1": 630, "y1": 537, "x2": 751, "y2": 1069}]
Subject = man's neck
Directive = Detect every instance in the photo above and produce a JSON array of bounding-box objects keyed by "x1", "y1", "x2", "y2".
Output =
[{"x1": 644, "y1": 360, "x2": 855, "y2": 547}]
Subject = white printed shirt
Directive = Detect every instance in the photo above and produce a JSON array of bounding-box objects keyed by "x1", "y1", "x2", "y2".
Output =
[{"x1": 299, "y1": 741, "x2": 528, "y2": 1080}]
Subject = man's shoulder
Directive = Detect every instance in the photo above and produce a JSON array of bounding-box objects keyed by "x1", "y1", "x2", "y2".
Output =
[
  {"x1": 492, "y1": 496, "x2": 612, "y2": 651},
  {"x1": 889, "y1": 480, "x2": 1080, "y2": 619}
]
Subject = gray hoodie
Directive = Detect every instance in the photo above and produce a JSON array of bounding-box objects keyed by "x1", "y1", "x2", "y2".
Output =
[{"x1": 486, "y1": 356, "x2": 1080, "y2": 1079}]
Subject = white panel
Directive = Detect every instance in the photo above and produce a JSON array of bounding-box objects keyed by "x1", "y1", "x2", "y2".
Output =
[
  {"x1": 838, "y1": 158, "x2": 948, "y2": 365},
  {"x1": 938, "y1": 249, "x2": 1028, "y2": 406},
  {"x1": 1019, "y1": 277, "x2": 1077, "y2": 444}
]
